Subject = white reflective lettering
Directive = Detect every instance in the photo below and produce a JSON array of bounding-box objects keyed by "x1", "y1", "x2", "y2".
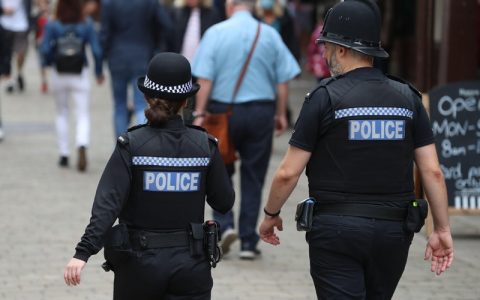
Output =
[
  {"x1": 180, "y1": 173, "x2": 190, "y2": 190},
  {"x1": 350, "y1": 121, "x2": 360, "y2": 139},
  {"x1": 361, "y1": 121, "x2": 371, "y2": 138},
  {"x1": 395, "y1": 120, "x2": 404, "y2": 138},
  {"x1": 156, "y1": 173, "x2": 167, "y2": 190},
  {"x1": 145, "y1": 172, "x2": 155, "y2": 190}
]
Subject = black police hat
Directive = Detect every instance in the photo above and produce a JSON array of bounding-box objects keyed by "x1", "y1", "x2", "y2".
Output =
[
  {"x1": 137, "y1": 52, "x2": 200, "y2": 101},
  {"x1": 316, "y1": 0, "x2": 389, "y2": 58}
]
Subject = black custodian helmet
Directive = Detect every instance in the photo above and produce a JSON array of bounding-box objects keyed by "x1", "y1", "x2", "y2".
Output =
[{"x1": 316, "y1": 0, "x2": 389, "y2": 58}]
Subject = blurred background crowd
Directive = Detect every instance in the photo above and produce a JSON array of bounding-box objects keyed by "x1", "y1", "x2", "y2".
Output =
[{"x1": 1, "y1": 0, "x2": 479, "y2": 158}]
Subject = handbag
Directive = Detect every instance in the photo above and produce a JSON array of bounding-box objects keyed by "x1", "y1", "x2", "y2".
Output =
[{"x1": 202, "y1": 23, "x2": 261, "y2": 165}]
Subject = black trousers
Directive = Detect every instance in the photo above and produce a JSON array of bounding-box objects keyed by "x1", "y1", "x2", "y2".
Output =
[
  {"x1": 112, "y1": 247, "x2": 212, "y2": 300},
  {"x1": 306, "y1": 214, "x2": 414, "y2": 300}
]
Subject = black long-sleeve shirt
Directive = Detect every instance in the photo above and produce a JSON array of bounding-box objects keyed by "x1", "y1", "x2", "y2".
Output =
[{"x1": 74, "y1": 122, "x2": 234, "y2": 262}]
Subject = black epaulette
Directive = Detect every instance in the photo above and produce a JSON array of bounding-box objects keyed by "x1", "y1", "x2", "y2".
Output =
[
  {"x1": 207, "y1": 134, "x2": 218, "y2": 145},
  {"x1": 305, "y1": 75, "x2": 342, "y2": 102},
  {"x1": 127, "y1": 123, "x2": 148, "y2": 132},
  {"x1": 187, "y1": 124, "x2": 218, "y2": 145},
  {"x1": 186, "y1": 124, "x2": 207, "y2": 132},
  {"x1": 117, "y1": 133, "x2": 129, "y2": 145},
  {"x1": 386, "y1": 74, "x2": 422, "y2": 98}
]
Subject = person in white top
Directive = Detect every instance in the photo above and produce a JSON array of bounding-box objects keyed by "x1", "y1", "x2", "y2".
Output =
[{"x1": 0, "y1": 0, "x2": 29, "y2": 93}]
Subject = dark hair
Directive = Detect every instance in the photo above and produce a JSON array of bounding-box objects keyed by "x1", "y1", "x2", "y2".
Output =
[
  {"x1": 144, "y1": 97, "x2": 185, "y2": 126},
  {"x1": 56, "y1": 0, "x2": 84, "y2": 23}
]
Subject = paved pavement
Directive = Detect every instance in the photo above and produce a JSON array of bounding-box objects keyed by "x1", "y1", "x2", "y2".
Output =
[{"x1": 1, "y1": 50, "x2": 480, "y2": 300}]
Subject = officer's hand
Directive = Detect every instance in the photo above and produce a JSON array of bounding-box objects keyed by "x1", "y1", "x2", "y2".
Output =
[
  {"x1": 64, "y1": 258, "x2": 86, "y2": 286},
  {"x1": 274, "y1": 114, "x2": 288, "y2": 137},
  {"x1": 424, "y1": 229, "x2": 454, "y2": 276},
  {"x1": 259, "y1": 216, "x2": 283, "y2": 245}
]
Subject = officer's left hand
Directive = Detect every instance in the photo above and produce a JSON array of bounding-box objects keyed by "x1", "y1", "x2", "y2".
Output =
[
  {"x1": 64, "y1": 258, "x2": 86, "y2": 286},
  {"x1": 274, "y1": 114, "x2": 288, "y2": 137},
  {"x1": 259, "y1": 216, "x2": 283, "y2": 245}
]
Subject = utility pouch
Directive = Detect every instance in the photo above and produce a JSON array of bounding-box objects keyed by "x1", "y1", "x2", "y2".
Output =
[
  {"x1": 295, "y1": 197, "x2": 316, "y2": 232},
  {"x1": 103, "y1": 223, "x2": 132, "y2": 272},
  {"x1": 403, "y1": 199, "x2": 429, "y2": 233},
  {"x1": 189, "y1": 223, "x2": 205, "y2": 258},
  {"x1": 203, "y1": 220, "x2": 222, "y2": 268}
]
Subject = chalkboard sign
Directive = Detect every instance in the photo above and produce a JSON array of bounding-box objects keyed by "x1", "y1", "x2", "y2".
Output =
[{"x1": 429, "y1": 81, "x2": 480, "y2": 209}]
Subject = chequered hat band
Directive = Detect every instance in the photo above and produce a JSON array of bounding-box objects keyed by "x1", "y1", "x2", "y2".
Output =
[
  {"x1": 132, "y1": 156, "x2": 210, "y2": 167},
  {"x1": 143, "y1": 76, "x2": 193, "y2": 94},
  {"x1": 335, "y1": 107, "x2": 413, "y2": 119}
]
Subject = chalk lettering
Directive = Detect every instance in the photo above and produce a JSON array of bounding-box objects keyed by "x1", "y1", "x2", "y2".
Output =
[
  {"x1": 432, "y1": 120, "x2": 469, "y2": 137},
  {"x1": 441, "y1": 163, "x2": 463, "y2": 180},
  {"x1": 441, "y1": 139, "x2": 467, "y2": 158},
  {"x1": 458, "y1": 88, "x2": 480, "y2": 97},
  {"x1": 437, "y1": 95, "x2": 476, "y2": 119}
]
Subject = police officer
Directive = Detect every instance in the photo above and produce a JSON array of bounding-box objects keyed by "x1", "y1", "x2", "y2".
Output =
[
  {"x1": 64, "y1": 52, "x2": 235, "y2": 300},
  {"x1": 259, "y1": 0, "x2": 454, "y2": 299}
]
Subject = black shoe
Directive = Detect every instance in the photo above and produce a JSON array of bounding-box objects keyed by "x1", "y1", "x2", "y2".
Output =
[
  {"x1": 6, "y1": 83, "x2": 14, "y2": 93},
  {"x1": 77, "y1": 146, "x2": 87, "y2": 172},
  {"x1": 59, "y1": 156, "x2": 69, "y2": 167},
  {"x1": 17, "y1": 75, "x2": 24, "y2": 91}
]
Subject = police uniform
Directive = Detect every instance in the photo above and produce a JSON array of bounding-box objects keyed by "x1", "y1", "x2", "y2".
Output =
[
  {"x1": 72, "y1": 53, "x2": 235, "y2": 300},
  {"x1": 290, "y1": 67, "x2": 435, "y2": 299}
]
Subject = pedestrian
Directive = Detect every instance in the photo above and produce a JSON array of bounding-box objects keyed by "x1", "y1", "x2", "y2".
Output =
[
  {"x1": 33, "y1": 0, "x2": 50, "y2": 93},
  {"x1": 100, "y1": 0, "x2": 172, "y2": 139},
  {"x1": 0, "y1": 0, "x2": 6, "y2": 141},
  {"x1": 0, "y1": 0, "x2": 31, "y2": 93},
  {"x1": 64, "y1": 52, "x2": 235, "y2": 300},
  {"x1": 254, "y1": 0, "x2": 300, "y2": 62},
  {"x1": 306, "y1": 5, "x2": 330, "y2": 82},
  {"x1": 169, "y1": 0, "x2": 222, "y2": 124},
  {"x1": 40, "y1": 0, "x2": 104, "y2": 171},
  {"x1": 191, "y1": 0, "x2": 300, "y2": 259},
  {"x1": 259, "y1": 0, "x2": 454, "y2": 299}
]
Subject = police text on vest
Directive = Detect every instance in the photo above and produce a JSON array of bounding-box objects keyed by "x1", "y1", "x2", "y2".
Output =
[
  {"x1": 349, "y1": 120, "x2": 405, "y2": 140},
  {"x1": 144, "y1": 171, "x2": 200, "y2": 192}
]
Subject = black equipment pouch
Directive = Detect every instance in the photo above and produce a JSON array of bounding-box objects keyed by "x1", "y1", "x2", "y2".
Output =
[
  {"x1": 189, "y1": 223, "x2": 205, "y2": 258},
  {"x1": 203, "y1": 220, "x2": 222, "y2": 268},
  {"x1": 403, "y1": 199, "x2": 429, "y2": 233},
  {"x1": 102, "y1": 223, "x2": 132, "y2": 272},
  {"x1": 295, "y1": 197, "x2": 316, "y2": 232}
]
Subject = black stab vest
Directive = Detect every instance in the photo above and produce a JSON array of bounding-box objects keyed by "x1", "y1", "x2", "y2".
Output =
[
  {"x1": 119, "y1": 125, "x2": 213, "y2": 230},
  {"x1": 308, "y1": 74, "x2": 421, "y2": 203}
]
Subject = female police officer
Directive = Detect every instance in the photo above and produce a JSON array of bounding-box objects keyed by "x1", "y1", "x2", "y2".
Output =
[{"x1": 64, "y1": 52, "x2": 235, "y2": 300}]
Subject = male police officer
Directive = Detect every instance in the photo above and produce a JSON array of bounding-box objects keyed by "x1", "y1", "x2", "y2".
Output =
[{"x1": 259, "y1": 0, "x2": 454, "y2": 299}]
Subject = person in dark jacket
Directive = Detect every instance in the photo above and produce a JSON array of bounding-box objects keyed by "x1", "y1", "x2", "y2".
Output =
[
  {"x1": 260, "y1": 1, "x2": 453, "y2": 299},
  {"x1": 101, "y1": 0, "x2": 172, "y2": 138},
  {"x1": 64, "y1": 53, "x2": 235, "y2": 300},
  {"x1": 169, "y1": 0, "x2": 221, "y2": 124},
  {"x1": 170, "y1": 0, "x2": 221, "y2": 62}
]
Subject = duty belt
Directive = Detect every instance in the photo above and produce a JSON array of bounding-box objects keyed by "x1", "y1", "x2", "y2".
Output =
[
  {"x1": 314, "y1": 203, "x2": 406, "y2": 221},
  {"x1": 129, "y1": 230, "x2": 189, "y2": 250}
]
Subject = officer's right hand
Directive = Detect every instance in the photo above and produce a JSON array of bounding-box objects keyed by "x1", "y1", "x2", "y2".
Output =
[
  {"x1": 259, "y1": 216, "x2": 283, "y2": 245},
  {"x1": 64, "y1": 258, "x2": 86, "y2": 286}
]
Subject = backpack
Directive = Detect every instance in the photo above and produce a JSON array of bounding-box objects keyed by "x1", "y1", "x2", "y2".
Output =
[{"x1": 54, "y1": 26, "x2": 85, "y2": 74}]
